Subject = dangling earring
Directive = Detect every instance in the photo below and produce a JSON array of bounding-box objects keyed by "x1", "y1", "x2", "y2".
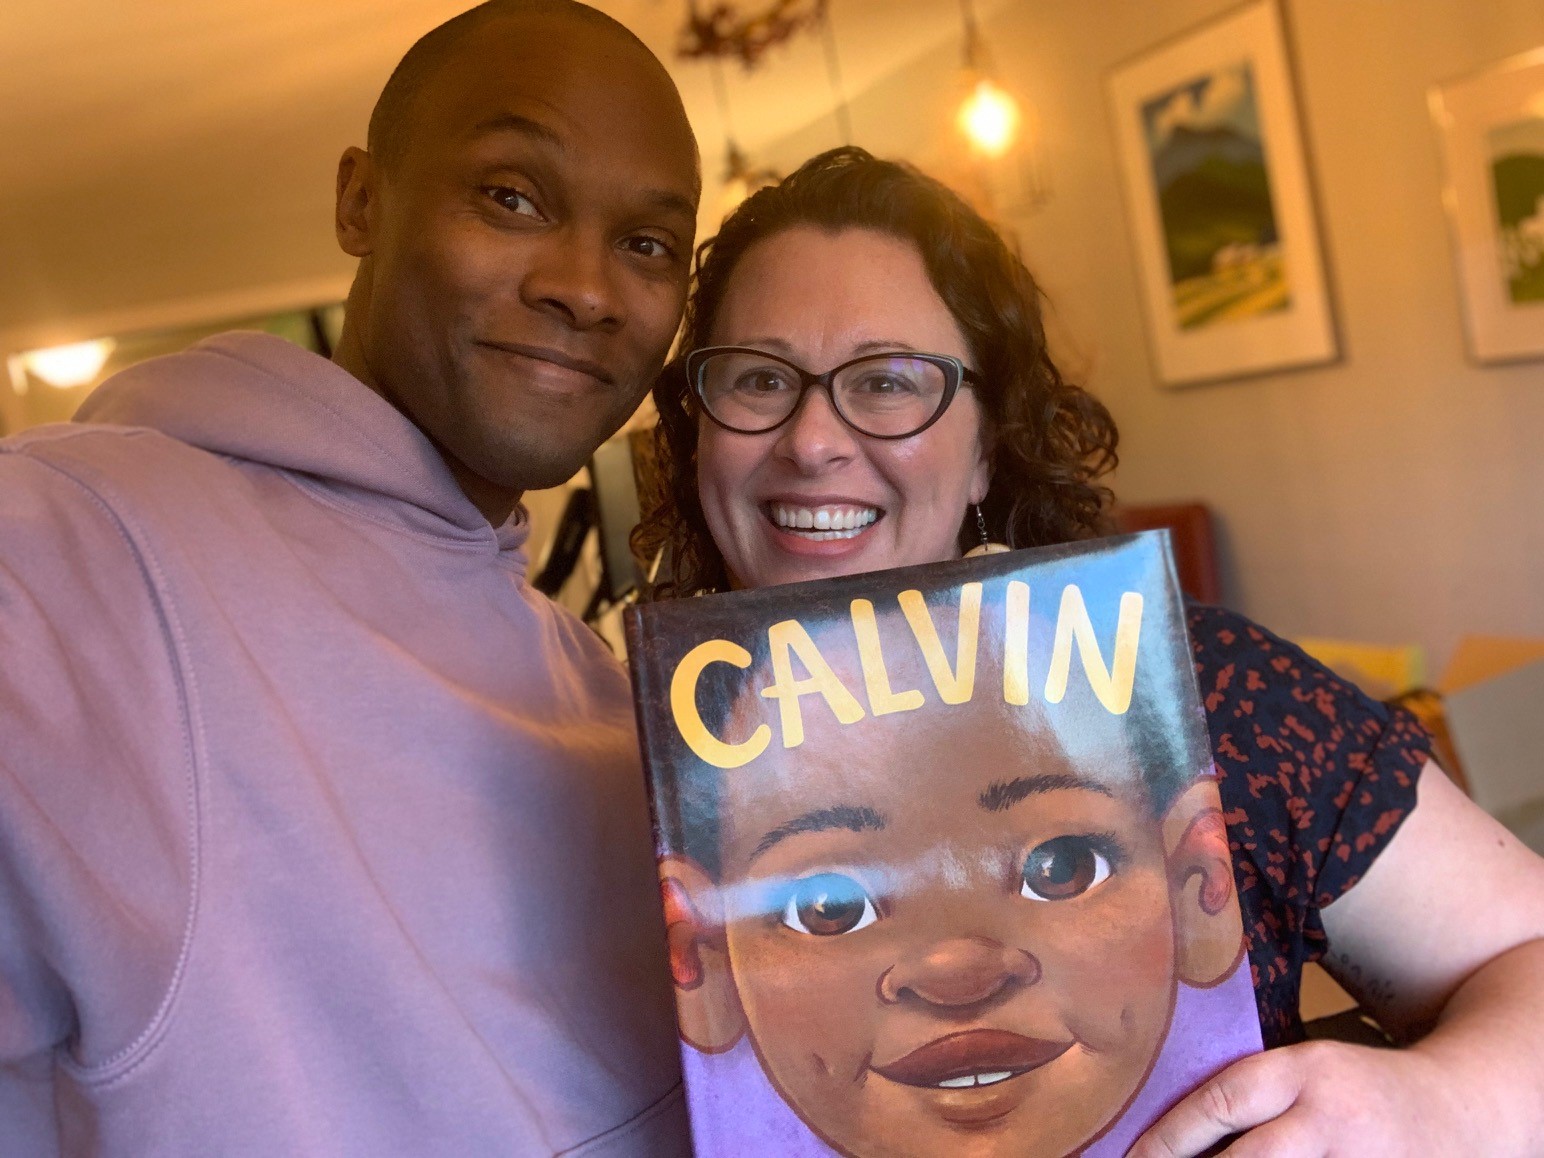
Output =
[{"x1": 964, "y1": 504, "x2": 1011, "y2": 557}]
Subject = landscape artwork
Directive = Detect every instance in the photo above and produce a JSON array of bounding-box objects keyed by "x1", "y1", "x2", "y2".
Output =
[
  {"x1": 1108, "y1": 1, "x2": 1338, "y2": 385},
  {"x1": 1141, "y1": 63, "x2": 1290, "y2": 330},
  {"x1": 1488, "y1": 116, "x2": 1544, "y2": 305},
  {"x1": 1430, "y1": 46, "x2": 1544, "y2": 361}
]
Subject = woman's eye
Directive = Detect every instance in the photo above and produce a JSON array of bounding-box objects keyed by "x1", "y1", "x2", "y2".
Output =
[
  {"x1": 484, "y1": 186, "x2": 542, "y2": 218},
  {"x1": 780, "y1": 873, "x2": 878, "y2": 936},
  {"x1": 735, "y1": 369, "x2": 795, "y2": 394},
  {"x1": 849, "y1": 373, "x2": 917, "y2": 395},
  {"x1": 1020, "y1": 836, "x2": 1113, "y2": 901}
]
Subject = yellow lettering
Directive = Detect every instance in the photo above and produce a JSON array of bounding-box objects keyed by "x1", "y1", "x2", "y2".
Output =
[
  {"x1": 897, "y1": 584, "x2": 981, "y2": 706},
  {"x1": 1044, "y1": 586, "x2": 1143, "y2": 715},
  {"x1": 670, "y1": 640, "x2": 771, "y2": 769},
  {"x1": 1004, "y1": 581, "x2": 1031, "y2": 706},
  {"x1": 760, "y1": 619, "x2": 866, "y2": 748},
  {"x1": 851, "y1": 599, "x2": 925, "y2": 716}
]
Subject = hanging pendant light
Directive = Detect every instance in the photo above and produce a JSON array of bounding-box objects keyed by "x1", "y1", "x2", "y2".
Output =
[
  {"x1": 954, "y1": 0, "x2": 1049, "y2": 211},
  {"x1": 956, "y1": 0, "x2": 1020, "y2": 158},
  {"x1": 958, "y1": 77, "x2": 1020, "y2": 158}
]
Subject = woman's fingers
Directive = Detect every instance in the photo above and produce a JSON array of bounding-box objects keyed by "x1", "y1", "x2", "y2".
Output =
[{"x1": 1129, "y1": 1050, "x2": 1306, "y2": 1158}]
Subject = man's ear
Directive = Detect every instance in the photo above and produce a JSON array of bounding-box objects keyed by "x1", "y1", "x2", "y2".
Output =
[
  {"x1": 1163, "y1": 778, "x2": 1246, "y2": 988},
  {"x1": 659, "y1": 853, "x2": 746, "y2": 1054},
  {"x1": 335, "y1": 146, "x2": 376, "y2": 259}
]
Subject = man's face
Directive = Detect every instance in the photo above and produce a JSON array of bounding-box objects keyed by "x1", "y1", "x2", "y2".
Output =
[
  {"x1": 716, "y1": 707, "x2": 1176, "y2": 1158},
  {"x1": 340, "y1": 14, "x2": 699, "y2": 496}
]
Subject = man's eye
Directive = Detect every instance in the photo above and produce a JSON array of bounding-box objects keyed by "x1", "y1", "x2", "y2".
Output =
[
  {"x1": 483, "y1": 186, "x2": 542, "y2": 219},
  {"x1": 621, "y1": 234, "x2": 675, "y2": 260},
  {"x1": 781, "y1": 873, "x2": 878, "y2": 936},
  {"x1": 1020, "y1": 836, "x2": 1114, "y2": 901}
]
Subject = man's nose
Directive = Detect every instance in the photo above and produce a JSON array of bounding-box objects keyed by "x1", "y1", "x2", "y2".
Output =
[
  {"x1": 520, "y1": 228, "x2": 624, "y2": 332},
  {"x1": 772, "y1": 385, "x2": 858, "y2": 473},
  {"x1": 878, "y1": 936, "x2": 1041, "y2": 1009}
]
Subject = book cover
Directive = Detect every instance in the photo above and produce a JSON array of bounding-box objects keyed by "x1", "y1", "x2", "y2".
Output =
[{"x1": 625, "y1": 531, "x2": 1262, "y2": 1157}]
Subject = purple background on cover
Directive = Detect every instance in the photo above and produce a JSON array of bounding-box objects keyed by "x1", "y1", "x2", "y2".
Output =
[{"x1": 680, "y1": 958, "x2": 1261, "y2": 1156}]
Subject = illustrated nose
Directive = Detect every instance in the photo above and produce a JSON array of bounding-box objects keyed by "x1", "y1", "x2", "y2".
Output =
[
  {"x1": 773, "y1": 384, "x2": 858, "y2": 472},
  {"x1": 520, "y1": 229, "x2": 624, "y2": 332},
  {"x1": 878, "y1": 937, "x2": 1041, "y2": 1008}
]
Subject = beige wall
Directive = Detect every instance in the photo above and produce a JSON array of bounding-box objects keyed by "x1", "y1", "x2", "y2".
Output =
[{"x1": 747, "y1": 0, "x2": 1544, "y2": 674}]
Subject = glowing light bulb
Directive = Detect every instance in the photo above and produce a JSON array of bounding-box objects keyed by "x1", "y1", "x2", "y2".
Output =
[
  {"x1": 958, "y1": 78, "x2": 1020, "y2": 157},
  {"x1": 20, "y1": 339, "x2": 116, "y2": 389}
]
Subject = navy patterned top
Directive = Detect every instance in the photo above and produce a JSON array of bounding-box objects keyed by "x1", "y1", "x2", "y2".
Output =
[{"x1": 1189, "y1": 605, "x2": 1431, "y2": 1048}]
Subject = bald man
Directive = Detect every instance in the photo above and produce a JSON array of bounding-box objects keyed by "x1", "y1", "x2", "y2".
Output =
[{"x1": 0, "y1": 3, "x2": 699, "y2": 1154}]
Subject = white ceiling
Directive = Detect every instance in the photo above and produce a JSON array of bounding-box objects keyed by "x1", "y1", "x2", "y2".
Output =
[{"x1": 0, "y1": 0, "x2": 1000, "y2": 345}]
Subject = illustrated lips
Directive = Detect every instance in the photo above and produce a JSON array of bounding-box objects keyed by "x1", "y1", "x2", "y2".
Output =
[{"x1": 872, "y1": 1029, "x2": 1073, "y2": 1090}]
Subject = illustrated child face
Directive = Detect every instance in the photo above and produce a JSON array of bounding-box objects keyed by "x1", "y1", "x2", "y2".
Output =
[{"x1": 661, "y1": 702, "x2": 1241, "y2": 1158}]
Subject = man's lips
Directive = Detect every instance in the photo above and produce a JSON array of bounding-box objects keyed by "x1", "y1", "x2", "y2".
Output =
[
  {"x1": 871, "y1": 1029, "x2": 1073, "y2": 1089},
  {"x1": 478, "y1": 340, "x2": 615, "y2": 386}
]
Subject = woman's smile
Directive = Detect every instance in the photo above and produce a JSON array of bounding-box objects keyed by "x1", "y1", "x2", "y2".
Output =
[{"x1": 695, "y1": 226, "x2": 991, "y2": 591}]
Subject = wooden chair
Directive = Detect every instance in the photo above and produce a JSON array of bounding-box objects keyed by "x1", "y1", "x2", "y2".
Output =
[{"x1": 1111, "y1": 501, "x2": 1223, "y2": 605}]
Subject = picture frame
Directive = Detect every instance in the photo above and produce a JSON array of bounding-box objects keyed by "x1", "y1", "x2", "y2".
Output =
[
  {"x1": 1107, "y1": 0, "x2": 1337, "y2": 386},
  {"x1": 1430, "y1": 47, "x2": 1544, "y2": 365}
]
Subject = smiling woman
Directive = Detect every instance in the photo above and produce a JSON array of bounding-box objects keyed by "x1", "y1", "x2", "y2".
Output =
[
  {"x1": 637, "y1": 146, "x2": 1544, "y2": 1157},
  {"x1": 691, "y1": 227, "x2": 992, "y2": 590}
]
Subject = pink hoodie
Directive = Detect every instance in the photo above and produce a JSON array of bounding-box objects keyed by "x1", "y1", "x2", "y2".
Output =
[{"x1": 0, "y1": 333, "x2": 686, "y2": 1156}]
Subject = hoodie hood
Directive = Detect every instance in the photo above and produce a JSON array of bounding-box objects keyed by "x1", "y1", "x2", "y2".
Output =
[{"x1": 76, "y1": 332, "x2": 522, "y2": 549}]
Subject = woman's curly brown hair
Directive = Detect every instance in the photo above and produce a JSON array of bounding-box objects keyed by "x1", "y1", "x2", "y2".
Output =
[{"x1": 634, "y1": 146, "x2": 1118, "y2": 598}]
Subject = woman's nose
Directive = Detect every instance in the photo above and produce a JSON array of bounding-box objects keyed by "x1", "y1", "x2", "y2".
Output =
[
  {"x1": 878, "y1": 936, "x2": 1041, "y2": 1008},
  {"x1": 772, "y1": 385, "x2": 858, "y2": 472}
]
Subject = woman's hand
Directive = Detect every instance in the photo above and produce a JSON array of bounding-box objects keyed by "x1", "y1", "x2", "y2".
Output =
[
  {"x1": 1136, "y1": 762, "x2": 1544, "y2": 1156},
  {"x1": 1129, "y1": 1038, "x2": 1460, "y2": 1157}
]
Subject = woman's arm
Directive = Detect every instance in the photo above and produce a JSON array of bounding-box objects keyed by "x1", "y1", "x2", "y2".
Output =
[{"x1": 1133, "y1": 760, "x2": 1544, "y2": 1156}]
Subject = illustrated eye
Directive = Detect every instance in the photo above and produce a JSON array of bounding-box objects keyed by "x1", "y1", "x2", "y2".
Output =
[
  {"x1": 484, "y1": 186, "x2": 542, "y2": 219},
  {"x1": 780, "y1": 873, "x2": 878, "y2": 936},
  {"x1": 1020, "y1": 836, "x2": 1114, "y2": 902},
  {"x1": 734, "y1": 367, "x2": 796, "y2": 395}
]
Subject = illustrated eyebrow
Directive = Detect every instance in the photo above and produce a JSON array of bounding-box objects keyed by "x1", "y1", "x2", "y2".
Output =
[
  {"x1": 751, "y1": 805, "x2": 886, "y2": 861},
  {"x1": 978, "y1": 774, "x2": 1114, "y2": 812},
  {"x1": 471, "y1": 112, "x2": 567, "y2": 150}
]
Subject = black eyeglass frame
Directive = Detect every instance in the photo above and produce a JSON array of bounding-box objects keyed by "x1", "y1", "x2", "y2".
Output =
[{"x1": 686, "y1": 345, "x2": 982, "y2": 440}]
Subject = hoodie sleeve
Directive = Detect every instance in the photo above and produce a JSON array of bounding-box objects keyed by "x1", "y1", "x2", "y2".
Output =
[{"x1": 0, "y1": 445, "x2": 196, "y2": 1076}]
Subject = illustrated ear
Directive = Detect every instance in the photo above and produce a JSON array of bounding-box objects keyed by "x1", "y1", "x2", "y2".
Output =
[
  {"x1": 658, "y1": 853, "x2": 746, "y2": 1054},
  {"x1": 1162, "y1": 778, "x2": 1246, "y2": 988},
  {"x1": 334, "y1": 145, "x2": 377, "y2": 258}
]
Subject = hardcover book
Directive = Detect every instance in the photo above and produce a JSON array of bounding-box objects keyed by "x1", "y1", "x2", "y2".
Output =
[{"x1": 625, "y1": 532, "x2": 1262, "y2": 1157}]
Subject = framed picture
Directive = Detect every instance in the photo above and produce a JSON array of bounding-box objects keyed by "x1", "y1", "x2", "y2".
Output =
[
  {"x1": 1430, "y1": 47, "x2": 1544, "y2": 364},
  {"x1": 1107, "y1": 0, "x2": 1337, "y2": 386}
]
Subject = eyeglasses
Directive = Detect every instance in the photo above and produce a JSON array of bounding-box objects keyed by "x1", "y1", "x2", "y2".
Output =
[{"x1": 687, "y1": 346, "x2": 981, "y2": 440}]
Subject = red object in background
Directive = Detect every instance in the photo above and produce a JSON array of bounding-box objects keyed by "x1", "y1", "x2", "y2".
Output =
[{"x1": 1112, "y1": 502, "x2": 1223, "y2": 605}]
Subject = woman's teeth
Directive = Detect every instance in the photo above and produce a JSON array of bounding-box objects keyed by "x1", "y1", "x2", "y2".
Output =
[{"x1": 770, "y1": 505, "x2": 879, "y2": 540}]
